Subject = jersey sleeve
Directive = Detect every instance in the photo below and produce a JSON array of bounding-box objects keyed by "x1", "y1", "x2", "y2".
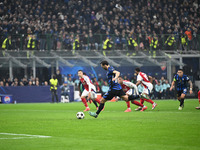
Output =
[
  {"x1": 173, "y1": 74, "x2": 177, "y2": 81},
  {"x1": 108, "y1": 67, "x2": 114, "y2": 74},
  {"x1": 186, "y1": 76, "x2": 190, "y2": 81}
]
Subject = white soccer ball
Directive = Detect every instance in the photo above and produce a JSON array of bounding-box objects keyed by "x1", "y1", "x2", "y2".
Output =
[{"x1": 76, "y1": 112, "x2": 85, "y2": 119}]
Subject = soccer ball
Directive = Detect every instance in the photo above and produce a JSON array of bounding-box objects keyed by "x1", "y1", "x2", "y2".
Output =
[{"x1": 76, "y1": 112, "x2": 85, "y2": 119}]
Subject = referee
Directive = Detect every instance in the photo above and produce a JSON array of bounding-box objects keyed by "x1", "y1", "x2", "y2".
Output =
[{"x1": 50, "y1": 74, "x2": 59, "y2": 103}]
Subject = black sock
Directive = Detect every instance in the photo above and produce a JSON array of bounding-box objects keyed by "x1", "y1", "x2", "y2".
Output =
[
  {"x1": 96, "y1": 103, "x2": 104, "y2": 115},
  {"x1": 180, "y1": 99, "x2": 184, "y2": 107},
  {"x1": 93, "y1": 100, "x2": 98, "y2": 107}
]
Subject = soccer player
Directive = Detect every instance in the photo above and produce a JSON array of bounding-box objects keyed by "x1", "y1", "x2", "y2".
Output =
[
  {"x1": 134, "y1": 68, "x2": 157, "y2": 110},
  {"x1": 89, "y1": 61, "x2": 147, "y2": 118},
  {"x1": 170, "y1": 69, "x2": 193, "y2": 110},
  {"x1": 118, "y1": 76, "x2": 147, "y2": 112},
  {"x1": 196, "y1": 90, "x2": 200, "y2": 109},
  {"x1": 78, "y1": 70, "x2": 101, "y2": 112}
]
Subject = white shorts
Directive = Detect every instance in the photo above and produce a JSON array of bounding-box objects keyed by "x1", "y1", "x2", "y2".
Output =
[
  {"x1": 126, "y1": 89, "x2": 137, "y2": 96},
  {"x1": 142, "y1": 84, "x2": 153, "y2": 95},
  {"x1": 81, "y1": 89, "x2": 97, "y2": 99}
]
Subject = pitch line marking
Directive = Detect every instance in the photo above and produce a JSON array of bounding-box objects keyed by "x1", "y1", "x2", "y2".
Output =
[{"x1": 0, "y1": 133, "x2": 51, "y2": 139}]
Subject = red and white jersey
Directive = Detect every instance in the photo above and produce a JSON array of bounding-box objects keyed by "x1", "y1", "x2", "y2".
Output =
[
  {"x1": 79, "y1": 75, "x2": 95, "y2": 92},
  {"x1": 137, "y1": 72, "x2": 152, "y2": 89},
  {"x1": 122, "y1": 80, "x2": 139, "y2": 95}
]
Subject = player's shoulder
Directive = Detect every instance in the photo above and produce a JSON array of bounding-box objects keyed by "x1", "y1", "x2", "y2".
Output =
[
  {"x1": 183, "y1": 74, "x2": 190, "y2": 80},
  {"x1": 174, "y1": 74, "x2": 178, "y2": 78},
  {"x1": 108, "y1": 66, "x2": 115, "y2": 72}
]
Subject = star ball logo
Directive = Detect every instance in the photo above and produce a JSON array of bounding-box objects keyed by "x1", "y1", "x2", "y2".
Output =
[{"x1": 4, "y1": 96, "x2": 11, "y2": 103}]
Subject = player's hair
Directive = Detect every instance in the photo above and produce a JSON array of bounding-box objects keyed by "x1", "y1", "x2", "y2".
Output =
[
  {"x1": 118, "y1": 76, "x2": 123, "y2": 79},
  {"x1": 100, "y1": 60, "x2": 109, "y2": 66},
  {"x1": 178, "y1": 68, "x2": 183, "y2": 72},
  {"x1": 135, "y1": 67, "x2": 140, "y2": 72},
  {"x1": 78, "y1": 70, "x2": 83, "y2": 73}
]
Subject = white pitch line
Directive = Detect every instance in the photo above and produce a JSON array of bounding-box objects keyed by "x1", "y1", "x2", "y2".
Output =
[{"x1": 0, "y1": 133, "x2": 51, "y2": 139}]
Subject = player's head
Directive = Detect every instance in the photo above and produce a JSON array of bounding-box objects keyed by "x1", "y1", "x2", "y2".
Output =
[
  {"x1": 177, "y1": 69, "x2": 183, "y2": 77},
  {"x1": 118, "y1": 76, "x2": 123, "y2": 85},
  {"x1": 100, "y1": 60, "x2": 109, "y2": 70},
  {"x1": 78, "y1": 70, "x2": 83, "y2": 77},
  {"x1": 135, "y1": 67, "x2": 140, "y2": 75}
]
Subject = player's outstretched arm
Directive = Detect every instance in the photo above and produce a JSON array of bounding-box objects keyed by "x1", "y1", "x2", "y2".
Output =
[
  {"x1": 135, "y1": 80, "x2": 141, "y2": 86},
  {"x1": 188, "y1": 80, "x2": 193, "y2": 94},
  {"x1": 170, "y1": 81, "x2": 175, "y2": 91},
  {"x1": 112, "y1": 70, "x2": 120, "y2": 81}
]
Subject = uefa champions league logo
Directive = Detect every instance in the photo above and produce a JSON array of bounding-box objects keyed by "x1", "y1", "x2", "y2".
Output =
[{"x1": 4, "y1": 96, "x2": 11, "y2": 103}]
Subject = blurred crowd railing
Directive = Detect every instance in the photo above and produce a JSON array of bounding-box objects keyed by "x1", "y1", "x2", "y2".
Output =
[{"x1": 1, "y1": 33, "x2": 200, "y2": 51}]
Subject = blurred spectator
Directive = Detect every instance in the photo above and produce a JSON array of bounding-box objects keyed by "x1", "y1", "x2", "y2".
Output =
[
  {"x1": 0, "y1": 81, "x2": 4, "y2": 86},
  {"x1": 67, "y1": 77, "x2": 74, "y2": 85},
  {"x1": 101, "y1": 82, "x2": 109, "y2": 95},
  {"x1": 162, "y1": 80, "x2": 171, "y2": 99},
  {"x1": 154, "y1": 81, "x2": 163, "y2": 99},
  {"x1": 60, "y1": 81, "x2": 70, "y2": 98},
  {"x1": 35, "y1": 81, "x2": 40, "y2": 86},
  {"x1": 56, "y1": 70, "x2": 62, "y2": 85},
  {"x1": 44, "y1": 81, "x2": 48, "y2": 86}
]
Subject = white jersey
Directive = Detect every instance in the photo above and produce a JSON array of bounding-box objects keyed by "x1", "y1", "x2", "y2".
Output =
[
  {"x1": 122, "y1": 80, "x2": 139, "y2": 96},
  {"x1": 79, "y1": 75, "x2": 95, "y2": 92},
  {"x1": 137, "y1": 72, "x2": 152, "y2": 89}
]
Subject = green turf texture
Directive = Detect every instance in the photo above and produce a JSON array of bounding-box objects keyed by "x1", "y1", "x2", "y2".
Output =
[{"x1": 0, "y1": 100, "x2": 199, "y2": 150}]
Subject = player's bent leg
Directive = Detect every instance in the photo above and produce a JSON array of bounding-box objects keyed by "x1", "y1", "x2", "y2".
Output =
[
  {"x1": 124, "y1": 101, "x2": 131, "y2": 112},
  {"x1": 89, "y1": 98, "x2": 106, "y2": 118},
  {"x1": 121, "y1": 95, "x2": 129, "y2": 102},
  {"x1": 81, "y1": 95, "x2": 90, "y2": 112},
  {"x1": 179, "y1": 93, "x2": 186, "y2": 110},
  {"x1": 135, "y1": 98, "x2": 143, "y2": 111}
]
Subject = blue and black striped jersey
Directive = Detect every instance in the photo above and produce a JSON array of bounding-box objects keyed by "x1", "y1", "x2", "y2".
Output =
[
  {"x1": 106, "y1": 66, "x2": 122, "y2": 90},
  {"x1": 173, "y1": 74, "x2": 190, "y2": 91}
]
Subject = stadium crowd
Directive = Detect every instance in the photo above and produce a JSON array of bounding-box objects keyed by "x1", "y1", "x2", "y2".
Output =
[{"x1": 0, "y1": 0, "x2": 199, "y2": 51}]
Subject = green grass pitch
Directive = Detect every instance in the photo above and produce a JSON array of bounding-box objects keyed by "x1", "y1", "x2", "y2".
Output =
[{"x1": 0, "y1": 99, "x2": 199, "y2": 150}]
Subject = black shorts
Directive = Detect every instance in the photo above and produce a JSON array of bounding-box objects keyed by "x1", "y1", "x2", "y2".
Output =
[
  {"x1": 103, "y1": 89, "x2": 126, "y2": 100},
  {"x1": 177, "y1": 89, "x2": 187, "y2": 97}
]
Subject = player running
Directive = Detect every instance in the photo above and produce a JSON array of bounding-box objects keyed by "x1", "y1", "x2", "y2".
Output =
[
  {"x1": 118, "y1": 76, "x2": 147, "y2": 112},
  {"x1": 134, "y1": 68, "x2": 157, "y2": 110},
  {"x1": 170, "y1": 69, "x2": 193, "y2": 110},
  {"x1": 196, "y1": 90, "x2": 200, "y2": 109},
  {"x1": 78, "y1": 70, "x2": 101, "y2": 112},
  {"x1": 89, "y1": 61, "x2": 147, "y2": 118}
]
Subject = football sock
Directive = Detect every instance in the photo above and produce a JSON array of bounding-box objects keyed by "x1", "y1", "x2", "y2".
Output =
[
  {"x1": 126, "y1": 101, "x2": 130, "y2": 108},
  {"x1": 145, "y1": 98, "x2": 154, "y2": 104},
  {"x1": 132, "y1": 100, "x2": 144, "y2": 107},
  {"x1": 140, "y1": 98, "x2": 144, "y2": 104},
  {"x1": 92, "y1": 100, "x2": 98, "y2": 107},
  {"x1": 198, "y1": 91, "x2": 200, "y2": 104},
  {"x1": 95, "y1": 98, "x2": 101, "y2": 104},
  {"x1": 180, "y1": 99, "x2": 184, "y2": 107},
  {"x1": 81, "y1": 98, "x2": 88, "y2": 107},
  {"x1": 96, "y1": 103, "x2": 105, "y2": 115}
]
